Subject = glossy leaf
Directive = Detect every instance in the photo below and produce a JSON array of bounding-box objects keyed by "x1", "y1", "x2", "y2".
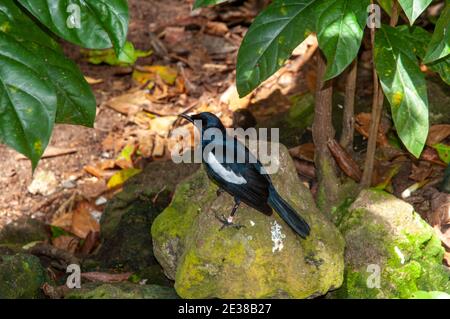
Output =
[
  {"x1": 17, "y1": 0, "x2": 129, "y2": 54},
  {"x1": 193, "y1": 0, "x2": 229, "y2": 9},
  {"x1": 316, "y1": 0, "x2": 369, "y2": 80},
  {"x1": 84, "y1": 41, "x2": 152, "y2": 66},
  {"x1": 236, "y1": 0, "x2": 317, "y2": 97},
  {"x1": 375, "y1": 25, "x2": 429, "y2": 158},
  {"x1": 397, "y1": 25, "x2": 450, "y2": 85},
  {"x1": 0, "y1": 1, "x2": 97, "y2": 167},
  {"x1": 433, "y1": 143, "x2": 450, "y2": 164},
  {"x1": 423, "y1": 3, "x2": 450, "y2": 63},
  {"x1": 398, "y1": 0, "x2": 432, "y2": 25},
  {"x1": 378, "y1": 0, "x2": 393, "y2": 15}
]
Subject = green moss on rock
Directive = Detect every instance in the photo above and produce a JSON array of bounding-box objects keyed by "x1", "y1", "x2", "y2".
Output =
[
  {"x1": 152, "y1": 144, "x2": 345, "y2": 299},
  {"x1": 65, "y1": 282, "x2": 178, "y2": 299},
  {"x1": 332, "y1": 189, "x2": 450, "y2": 299},
  {"x1": 0, "y1": 253, "x2": 47, "y2": 299}
]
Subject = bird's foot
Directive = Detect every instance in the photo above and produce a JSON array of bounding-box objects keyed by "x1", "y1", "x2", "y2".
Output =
[{"x1": 215, "y1": 214, "x2": 245, "y2": 231}]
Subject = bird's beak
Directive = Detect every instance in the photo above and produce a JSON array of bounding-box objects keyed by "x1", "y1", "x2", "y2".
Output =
[{"x1": 179, "y1": 113, "x2": 194, "y2": 123}]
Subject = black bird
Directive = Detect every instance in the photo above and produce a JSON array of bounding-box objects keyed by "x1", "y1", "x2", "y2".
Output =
[{"x1": 180, "y1": 112, "x2": 310, "y2": 238}]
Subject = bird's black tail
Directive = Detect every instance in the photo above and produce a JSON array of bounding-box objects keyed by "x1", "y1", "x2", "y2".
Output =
[{"x1": 268, "y1": 187, "x2": 310, "y2": 238}]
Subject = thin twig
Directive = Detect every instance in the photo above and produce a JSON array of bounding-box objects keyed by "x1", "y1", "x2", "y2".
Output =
[
  {"x1": 361, "y1": 1, "x2": 399, "y2": 188},
  {"x1": 340, "y1": 58, "x2": 358, "y2": 152}
]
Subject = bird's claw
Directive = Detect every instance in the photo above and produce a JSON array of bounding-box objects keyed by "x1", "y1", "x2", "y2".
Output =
[{"x1": 215, "y1": 214, "x2": 245, "y2": 231}]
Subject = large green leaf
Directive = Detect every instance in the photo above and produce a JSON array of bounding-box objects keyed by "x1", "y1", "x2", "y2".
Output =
[
  {"x1": 0, "y1": 0, "x2": 96, "y2": 167},
  {"x1": 375, "y1": 25, "x2": 429, "y2": 158},
  {"x1": 398, "y1": 0, "x2": 433, "y2": 25},
  {"x1": 397, "y1": 25, "x2": 450, "y2": 85},
  {"x1": 193, "y1": 0, "x2": 229, "y2": 9},
  {"x1": 423, "y1": 3, "x2": 450, "y2": 63},
  {"x1": 236, "y1": 0, "x2": 317, "y2": 97},
  {"x1": 316, "y1": 0, "x2": 369, "y2": 80},
  {"x1": 0, "y1": 2, "x2": 57, "y2": 168},
  {"x1": 7, "y1": 1, "x2": 96, "y2": 126},
  {"x1": 17, "y1": 0, "x2": 128, "y2": 54},
  {"x1": 378, "y1": 0, "x2": 393, "y2": 15}
]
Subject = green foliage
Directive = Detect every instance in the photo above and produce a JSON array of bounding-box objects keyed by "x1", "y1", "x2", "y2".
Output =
[
  {"x1": 17, "y1": 0, "x2": 129, "y2": 55},
  {"x1": 317, "y1": 0, "x2": 369, "y2": 80},
  {"x1": 398, "y1": 0, "x2": 433, "y2": 25},
  {"x1": 236, "y1": 0, "x2": 316, "y2": 97},
  {"x1": 84, "y1": 41, "x2": 152, "y2": 66},
  {"x1": 230, "y1": 0, "x2": 448, "y2": 158},
  {"x1": 423, "y1": 3, "x2": 450, "y2": 63},
  {"x1": 193, "y1": 0, "x2": 229, "y2": 9},
  {"x1": 375, "y1": 25, "x2": 429, "y2": 158},
  {"x1": 0, "y1": 0, "x2": 128, "y2": 168}
]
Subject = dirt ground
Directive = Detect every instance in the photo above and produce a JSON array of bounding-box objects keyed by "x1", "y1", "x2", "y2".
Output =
[
  {"x1": 0, "y1": 0, "x2": 267, "y2": 228},
  {"x1": 0, "y1": 0, "x2": 448, "y2": 265}
]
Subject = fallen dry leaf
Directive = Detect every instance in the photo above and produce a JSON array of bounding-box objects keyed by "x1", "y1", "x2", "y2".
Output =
[
  {"x1": 327, "y1": 139, "x2": 362, "y2": 181},
  {"x1": 289, "y1": 143, "x2": 315, "y2": 163},
  {"x1": 84, "y1": 165, "x2": 105, "y2": 178},
  {"x1": 205, "y1": 21, "x2": 229, "y2": 36},
  {"x1": 71, "y1": 201, "x2": 100, "y2": 239},
  {"x1": 84, "y1": 76, "x2": 103, "y2": 84},
  {"x1": 220, "y1": 84, "x2": 251, "y2": 111},
  {"x1": 355, "y1": 113, "x2": 390, "y2": 146},
  {"x1": 149, "y1": 116, "x2": 177, "y2": 137},
  {"x1": 427, "y1": 124, "x2": 450, "y2": 146},
  {"x1": 52, "y1": 235, "x2": 79, "y2": 253},
  {"x1": 105, "y1": 90, "x2": 151, "y2": 115},
  {"x1": 409, "y1": 162, "x2": 433, "y2": 182},
  {"x1": 78, "y1": 178, "x2": 107, "y2": 199}
]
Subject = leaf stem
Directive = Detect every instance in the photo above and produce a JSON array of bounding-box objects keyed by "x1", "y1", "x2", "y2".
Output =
[
  {"x1": 361, "y1": 0, "x2": 399, "y2": 188},
  {"x1": 340, "y1": 58, "x2": 358, "y2": 152}
]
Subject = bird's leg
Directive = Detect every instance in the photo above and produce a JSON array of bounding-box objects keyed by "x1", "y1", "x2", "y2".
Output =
[{"x1": 215, "y1": 198, "x2": 245, "y2": 230}]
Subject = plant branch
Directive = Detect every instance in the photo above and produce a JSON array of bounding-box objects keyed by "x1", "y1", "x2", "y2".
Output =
[
  {"x1": 360, "y1": 0, "x2": 399, "y2": 188},
  {"x1": 312, "y1": 50, "x2": 340, "y2": 212},
  {"x1": 340, "y1": 58, "x2": 358, "y2": 152}
]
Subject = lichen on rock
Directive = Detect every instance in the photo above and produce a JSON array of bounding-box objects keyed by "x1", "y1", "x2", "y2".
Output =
[
  {"x1": 333, "y1": 189, "x2": 450, "y2": 298},
  {"x1": 152, "y1": 143, "x2": 345, "y2": 299},
  {"x1": 65, "y1": 282, "x2": 178, "y2": 299},
  {"x1": 0, "y1": 253, "x2": 48, "y2": 299}
]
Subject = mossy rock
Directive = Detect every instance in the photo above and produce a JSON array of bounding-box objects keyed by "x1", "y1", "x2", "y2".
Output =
[
  {"x1": 332, "y1": 189, "x2": 450, "y2": 298},
  {"x1": 0, "y1": 218, "x2": 49, "y2": 245},
  {"x1": 65, "y1": 282, "x2": 178, "y2": 299},
  {"x1": 0, "y1": 253, "x2": 48, "y2": 299},
  {"x1": 152, "y1": 144, "x2": 345, "y2": 299},
  {"x1": 86, "y1": 160, "x2": 199, "y2": 276}
]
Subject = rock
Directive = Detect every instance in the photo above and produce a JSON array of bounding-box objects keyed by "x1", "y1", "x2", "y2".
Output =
[
  {"x1": 27, "y1": 170, "x2": 58, "y2": 196},
  {"x1": 0, "y1": 253, "x2": 48, "y2": 298},
  {"x1": 333, "y1": 189, "x2": 450, "y2": 298},
  {"x1": 152, "y1": 144, "x2": 345, "y2": 298},
  {"x1": 86, "y1": 160, "x2": 198, "y2": 279},
  {"x1": 65, "y1": 282, "x2": 178, "y2": 299},
  {"x1": 0, "y1": 218, "x2": 49, "y2": 245}
]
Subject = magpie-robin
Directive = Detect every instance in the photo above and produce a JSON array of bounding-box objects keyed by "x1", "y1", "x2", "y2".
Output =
[{"x1": 180, "y1": 112, "x2": 310, "y2": 238}]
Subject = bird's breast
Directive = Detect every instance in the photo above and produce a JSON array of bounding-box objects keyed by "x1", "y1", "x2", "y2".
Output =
[{"x1": 205, "y1": 151, "x2": 247, "y2": 185}]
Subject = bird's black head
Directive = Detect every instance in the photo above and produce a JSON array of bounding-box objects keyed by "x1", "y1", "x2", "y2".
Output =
[{"x1": 179, "y1": 112, "x2": 226, "y2": 132}]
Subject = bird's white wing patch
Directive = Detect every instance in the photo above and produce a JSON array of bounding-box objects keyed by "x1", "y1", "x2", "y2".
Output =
[{"x1": 206, "y1": 151, "x2": 247, "y2": 184}]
